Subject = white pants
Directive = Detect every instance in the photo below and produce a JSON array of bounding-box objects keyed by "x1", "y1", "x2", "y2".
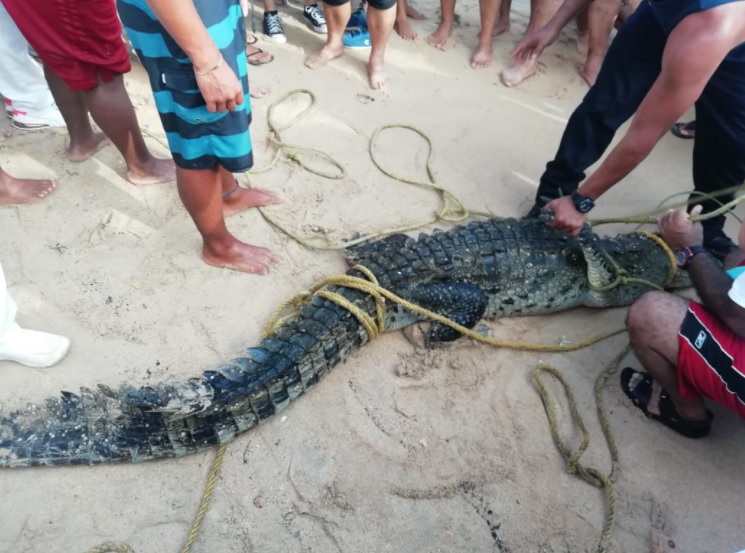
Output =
[
  {"x1": 0, "y1": 0, "x2": 55, "y2": 112},
  {"x1": 0, "y1": 261, "x2": 17, "y2": 340}
]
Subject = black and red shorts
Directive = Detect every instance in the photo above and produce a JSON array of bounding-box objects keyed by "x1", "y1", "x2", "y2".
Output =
[{"x1": 677, "y1": 301, "x2": 745, "y2": 418}]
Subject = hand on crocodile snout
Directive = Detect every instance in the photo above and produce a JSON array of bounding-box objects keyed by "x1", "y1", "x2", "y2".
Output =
[
  {"x1": 546, "y1": 196, "x2": 587, "y2": 237},
  {"x1": 657, "y1": 205, "x2": 704, "y2": 250}
]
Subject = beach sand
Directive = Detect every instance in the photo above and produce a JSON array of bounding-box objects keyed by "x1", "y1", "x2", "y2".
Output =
[{"x1": 1, "y1": 1, "x2": 744, "y2": 551}]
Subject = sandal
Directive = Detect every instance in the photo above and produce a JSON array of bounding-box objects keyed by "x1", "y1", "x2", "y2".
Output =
[
  {"x1": 247, "y1": 45, "x2": 274, "y2": 66},
  {"x1": 620, "y1": 367, "x2": 713, "y2": 439},
  {"x1": 670, "y1": 121, "x2": 696, "y2": 140}
]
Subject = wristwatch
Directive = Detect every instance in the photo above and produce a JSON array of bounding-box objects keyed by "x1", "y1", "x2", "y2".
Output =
[
  {"x1": 570, "y1": 191, "x2": 595, "y2": 214},
  {"x1": 676, "y1": 245, "x2": 707, "y2": 269}
]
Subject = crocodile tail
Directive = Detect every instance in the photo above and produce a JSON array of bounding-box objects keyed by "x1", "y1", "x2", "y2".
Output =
[{"x1": 0, "y1": 285, "x2": 376, "y2": 468}]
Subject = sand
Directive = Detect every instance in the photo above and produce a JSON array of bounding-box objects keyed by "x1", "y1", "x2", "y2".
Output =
[{"x1": 1, "y1": 1, "x2": 744, "y2": 552}]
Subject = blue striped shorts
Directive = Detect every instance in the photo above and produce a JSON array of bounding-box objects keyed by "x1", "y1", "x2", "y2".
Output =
[{"x1": 117, "y1": 0, "x2": 253, "y2": 172}]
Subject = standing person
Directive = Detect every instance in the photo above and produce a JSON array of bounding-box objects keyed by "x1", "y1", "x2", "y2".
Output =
[
  {"x1": 519, "y1": 0, "x2": 745, "y2": 260},
  {"x1": 1, "y1": 0, "x2": 175, "y2": 185},
  {"x1": 0, "y1": 2, "x2": 64, "y2": 130},
  {"x1": 0, "y1": 260, "x2": 69, "y2": 368},
  {"x1": 304, "y1": 0, "x2": 397, "y2": 90},
  {"x1": 117, "y1": 0, "x2": 281, "y2": 274}
]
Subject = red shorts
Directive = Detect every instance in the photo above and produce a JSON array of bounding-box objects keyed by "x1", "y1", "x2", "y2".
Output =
[
  {"x1": 677, "y1": 301, "x2": 745, "y2": 418},
  {"x1": 3, "y1": 0, "x2": 131, "y2": 91}
]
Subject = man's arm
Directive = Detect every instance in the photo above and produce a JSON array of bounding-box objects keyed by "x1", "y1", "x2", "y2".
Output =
[
  {"x1": 658, "y1": 208, "x2": 745, "y2": 337},
  {"x1": 548, "y1": 8, "x2": 745, "y2": 236},
  {"x1": 145, "y1": 0, "x2": 243, "y2": 112}
]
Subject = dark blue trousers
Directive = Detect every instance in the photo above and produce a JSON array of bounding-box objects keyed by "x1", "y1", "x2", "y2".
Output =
[{"x1": 535, "y1": 1, "x2": 745, "y2": 237}]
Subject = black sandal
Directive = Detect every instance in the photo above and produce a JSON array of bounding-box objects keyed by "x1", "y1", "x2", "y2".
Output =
[
  {"x1": 670, "y1": 121, "x2": 696, "y2": 140},
  {"x1": 620, "y1": 367, "x2": 713, "y2": 439}
]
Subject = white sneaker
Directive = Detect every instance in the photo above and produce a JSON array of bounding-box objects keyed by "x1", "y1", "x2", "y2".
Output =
[
  {"x1": 12, "y1": 103, "x2": 66, "y2": 130},
  {"x1": 263, "y1": 12, "x2": 287, "y2": 43},
  {"x1": 0, "y1": 323, "x2": 70, "y2": 368}
]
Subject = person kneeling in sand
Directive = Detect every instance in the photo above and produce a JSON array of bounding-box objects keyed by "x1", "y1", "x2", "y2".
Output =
[
  {"x1": 304, "y1": 0, "x2": 397, "y2": 90},
  {"x1": 118, "y1": 0, "x2": 280, "y2": 274},
  {"x1": 621, "y1": 207, "x2": 745, "y2": 439}
]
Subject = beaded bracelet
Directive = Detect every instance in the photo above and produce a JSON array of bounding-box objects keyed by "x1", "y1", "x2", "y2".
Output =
[{"x1": 194, "y1": 55, "x2": 224, "y2": 77}]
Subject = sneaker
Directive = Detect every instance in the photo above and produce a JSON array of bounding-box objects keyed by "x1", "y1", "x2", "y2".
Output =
[
  {"x1": 303, "y1": 4, "x2": 327, "y2": 33},
  {"x1": 12, "y1": 103, "x2": 65, "y2": 130},
  {"x1": 343, "y1": 28, "x2": 371, "y2": 48},
  {"x1": 347, "y1": 5, "x2": 367, "y2": 29},
  {"x1": 4, "y1": 98, "x2": 11, "y2": 119},
  {"x1": 0, "y1": 322, "x2": 70, "y2": 368},
  {"x1": 263, "y1": 12, "x2": 287, "y2": 43}
]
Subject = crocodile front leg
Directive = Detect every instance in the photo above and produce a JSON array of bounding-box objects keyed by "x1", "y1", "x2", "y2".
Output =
[{"x1": 402, "y1": 281, "x2": 488, "y2": 346}]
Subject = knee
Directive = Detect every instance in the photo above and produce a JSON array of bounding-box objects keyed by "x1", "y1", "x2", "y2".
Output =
[{"x1": 626, "y1": 291, "x2": 667, "y2": 339}]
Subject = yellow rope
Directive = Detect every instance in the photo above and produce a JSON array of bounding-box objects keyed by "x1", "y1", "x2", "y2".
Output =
[
  {"x1": 180, "y1": 444, "x2": 228, "y2": 553},
  {"x1": 532, "y1": 345, "x2": 631, "y2": 553}
]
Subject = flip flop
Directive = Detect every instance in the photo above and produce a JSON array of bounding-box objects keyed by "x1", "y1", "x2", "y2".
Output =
[
  {"x1": 620, "y1": 367, "x2": 713, "y2": 439},
  {"x1": 246, "y1": 34, "x2": 259, "y2": 45},
  {"x1": 670, "y1": 121, "x2": 696, "y2": 139},
  {"x1": 247, "y1": 47, "x2": 274, "y2": 66}
]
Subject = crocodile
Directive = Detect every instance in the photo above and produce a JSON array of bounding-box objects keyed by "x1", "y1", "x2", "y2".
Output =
[{"x1": 0, "y1": 216, "x2": 688, "y2": 468}]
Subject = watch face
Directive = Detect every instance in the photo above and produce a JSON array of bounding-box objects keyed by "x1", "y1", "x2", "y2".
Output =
[
  {"x1": 577, "y1": 198, "x2": 593, "y2": 213},
  {"x1": 676, "y1": 249, "x2": 689, "y2": 268}
]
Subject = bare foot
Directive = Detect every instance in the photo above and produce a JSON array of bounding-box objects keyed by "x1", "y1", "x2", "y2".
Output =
[
  {"x1": 304, "y1": 43, "x2": 344, "y2": 70},
  {"x1": 223, "y1": 186, "x2": 281, "y2": 216},
  {"x1": 68, "y1": 132, "x2": 108, "y2": 162},
  {"x1": 579, "y1": 54, "x2": 602, "y2": 86},
  {"x1": 202, "y1": 240, "x2": 277, "y2": 274},
  {"x1": 0, "y1": 170, "x2": 56, "y2": 206},
  {"x1": 250, "y1": 85, "x2": 269, "y2": 99},
  {"x1": 395, "y1": 17, "x2": 418, "y2": 40},
  {"x1": 406, "y1": 3, "x2": 426, "y2": 19},
  {"x1": 127, "y1": 157, "x2": 176, "y2": 186},
  {"x1": 470, "y1": 46, "x2": 493, "y2": 69},
  {"x1": 427, "y1": 23, "x2": 452, "y2": 50},
  {"x1": 368, "y1": 57, "x2": 388, "y2": 90},
  {"x1": 492, "y1": 18, "x2": 510, "y2": 37},
  {"x1": 500, "y1": 57, "x2": 537, "y2": 87}
]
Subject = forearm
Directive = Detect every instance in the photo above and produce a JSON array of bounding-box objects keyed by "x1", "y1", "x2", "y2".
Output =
[
  {"x1": 577, "y1": 133, "x2": 655, "y2": 200},
  {"x1": 144, "y1": 0, "x2": 221, "y2": 71},
  {"x1": 688, "y1": 253, "x2": 745, "y2": 337}
]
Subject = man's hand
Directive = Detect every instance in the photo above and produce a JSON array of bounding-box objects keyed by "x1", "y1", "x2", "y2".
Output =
[
  {"x1": 195, "y1": 61, "x2": 244, "y2": 113},
  {"x1": 657, "y1": 205, "x2": 704, "y2": 250},
  {"x1": 546, "y1": 195, "x2": 587, "y2": 237},
  {"x1": 510, "y1": 25, "x2": 560, "y2": 64}
]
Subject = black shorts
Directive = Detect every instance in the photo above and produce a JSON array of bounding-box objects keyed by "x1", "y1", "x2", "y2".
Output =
[{"x1": 324, "y1": 0, "x2": 395, "y2": 11}]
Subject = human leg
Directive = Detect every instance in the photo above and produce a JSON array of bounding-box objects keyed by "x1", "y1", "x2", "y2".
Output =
[
  {"x1": 690, "y1": 57, "x2": 745, "y2": 258},
  {"x1": 426, "y1": 0, "x2": 457, "y2": 49},
  {"x1": 305, "y1": 1, "x2": 349, "y2": 69},
  {"x1": 580, "y1": 0, "x2": 620, "y2": 86},
  {"x1": 177, "y1": 167, "x2": 276, "y2": 274},
  {"x1": 84, "y1": 74, "x2": 175, "y2": 185},
  {"x1": 625, "y1": 292, "x2": 708, "y2": 422},
  {"x1": 500, "y1": 0, "x2": 563, "y2": 86},
  {"x1": 394, "y1": 0, "x2": 417, "y2": 41},
  {"x1": 367, "y1": 2, "x2": 397, "y2": 89},
  {"x1": 0, "y1": 2, "x2": 50, "y2": 111},
  {"x1": 470, "y1": 0, "x2": 502, "y2": 69},
  {"x1": 42, "y1": 68, "x2": 108, "y2": 163},
  {"x1": 220, "y1": 169, "x2": 281, "y2": 217},
  {"x1": 0, "y1": 166, "x2": 56, "y2": 207},
  {"x1": 493, "y1": 0, "x2": 512, "y2": 36},
  {"x1": 529, "y1": 2, "x2": 665, "y2": 210}
]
